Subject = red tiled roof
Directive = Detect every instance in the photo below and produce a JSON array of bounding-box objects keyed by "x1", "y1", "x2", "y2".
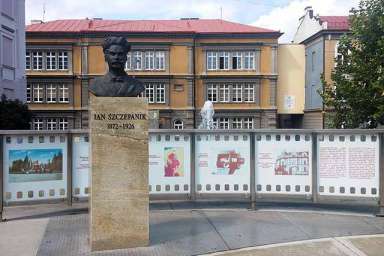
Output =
[
  {"x1": 26, "y1": 19, "x2": 279, "y2": 34},
  {"x1": 319, "y1": 16, "x2": 350, "y2": 30}
]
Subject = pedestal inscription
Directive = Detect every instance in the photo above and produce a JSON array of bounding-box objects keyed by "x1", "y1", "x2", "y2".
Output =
[{"x1": 89, "y1": 95, "x2": 149, "y2": 251}]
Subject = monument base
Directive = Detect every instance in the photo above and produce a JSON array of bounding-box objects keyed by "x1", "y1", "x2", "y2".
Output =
[{"x1": 89, "y1": 95, "x2": 149, "y2": 251}]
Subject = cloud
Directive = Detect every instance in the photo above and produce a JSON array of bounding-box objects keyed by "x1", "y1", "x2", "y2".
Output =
[{"x1": 252, "y1": 0, "x2": 360, "y2": 43}]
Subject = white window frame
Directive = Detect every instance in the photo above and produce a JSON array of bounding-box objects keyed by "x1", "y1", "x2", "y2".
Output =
[
  {"x1": 156, "y1": 83, "x2": 165, "y2": 103},
  {"x1": 58, "y1": 51, "x2": 68, "y2": 70},
  {"x1": 207, "y1": 84, "x2": 218, "y2": 102},
  {"x1": 58, "y1": 84, "x2": 69, "y2": 103},
  {"x1": 232, "y1": 52, "x2": 242, "y2": 70},
  {"x1": 232, "y1": 84, "x2": 243, "y2": 102},
  {"x1": 173, "y1": 119, "x2": 184, "y2": 130},
  {"x1": 32, "y1": 51, "x2": 43, "y2": 70},
  {"x1": 207, "y1": 51, "x2": 218, "y2": 70},
  {"x1": 46, "y1": 51, "x2": 56, "y2": 70},
  {"x1": 243, "y1": 117, "x2": 254, "y2": 129},
  {"x1": 33, "y1": 84, "x2": 44, "y2": 103},
  {"x1": 145, "y1": 51, "x2": 155, "y2": 70},
  {"x1": 219, "y1": 84, "x2": 230, "y2": 102},
  {"x1": 26, "y1": 51, "x2": 31, "y2": 70},
  {"x1": 26, "y1": 84, "x2": 31, "y2": 103},
  {"x1": 46, "y1": 84, "x2": 57, "y2": 103},
  {"x1": 244, "y1": 51, "x2": 255, "y2": 70},
  {"x1": 59, "y1": 118, "x2": 68, "y2": 130},
  {"x1": 47, "y1": 118, "x2": 57, "y2": 130},
  {"x1": 232, "y1": 118, "x2": 242, "y2": 129},
  {"x1": 219, "y1": 52, "x2": 230, "y2": 70},
  {"x1": 134, "y1": 51, "x2": 143, "y2": 70},
  {"x1": 33, "y1": 118, "x2": 44, "y2": 130},
  {"x1": 218, "y1": 118, "x2": 229, "y2": 129},
  {"x1": 244, "y1": 84, "x2": 255, "y2": 102},
  {"x1": 155, "y1": 51, "x2": 165, "y2": 70},
  {"x1": 145, "y1": 84, "x2": 155, "y2": 103},
  {"x1": 125, "y1": 52, "x2": 132, "y2": 70}
]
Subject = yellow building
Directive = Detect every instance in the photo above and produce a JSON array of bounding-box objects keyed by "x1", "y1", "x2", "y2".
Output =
[{"x1": 26, "y1": 18, "x2": 282, "y2": 130}]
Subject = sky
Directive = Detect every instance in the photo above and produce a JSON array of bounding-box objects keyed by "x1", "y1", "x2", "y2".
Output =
[{"x1": 25, "y1": 0, "x2": 360, "y2": 43}]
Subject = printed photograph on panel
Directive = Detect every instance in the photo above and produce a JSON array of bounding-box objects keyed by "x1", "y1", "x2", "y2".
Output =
[
  {"x1": 164, "y1": 147, "x2": 184, "y2": 177},
  {"x1": 9, "y1": 149, "x2": 63, "y2": 183},
  {"x1": 274, "y1": 151, "x2": 309, "y2": 176},
  {"x1": 213, "y1": 150, "x2": 245, "y2": 175}
]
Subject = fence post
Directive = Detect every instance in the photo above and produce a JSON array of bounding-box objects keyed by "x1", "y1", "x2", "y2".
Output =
[
  {"x1": 190, "y1": 132, "x2": 196, "y2": 201},
  {"x1": 377, "y1": 133, "x2": 384, "y2": 216},
  {"x1": 67, "y1": 132, "x2": 73, "y2": 206},
  {"x1": 0, "y1": 135, "x2": 3, "y2": 221},
  {"x1": 250, "y1": 132, "x2": 256, "y2": 210},
  {"x1": 312, "y1": 132, "x2": 318, "y2": 203}
]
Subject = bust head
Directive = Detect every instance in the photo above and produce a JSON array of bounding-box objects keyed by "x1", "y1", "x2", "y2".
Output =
[{"x1": 102, "y1": 36, "x2": 131, "y2": 71}]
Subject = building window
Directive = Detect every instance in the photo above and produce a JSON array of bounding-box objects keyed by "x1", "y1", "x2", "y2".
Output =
[
  {"x1": 26, "y1": 51, "x2": 31, "y2": 70},
  {"x1": 33, "y1": 84, "x2": 44, "y2": 103},
  {"x1": 58, "y1": 51, "x2": 68, "y2": 70},
  {"x1": 244, "y1": 84, "x2": 255, "y2": 102},
  {"x1": 59, "y1": 118, "x2": 68, "y2": 130},
  {"x1": 207, "y1": 84, "x2": 218, "y2": 102},
  {"x1": 218, "y1": 118, "x2": 229, "y2": 129},
  {"x1": 173, "y1": 119, "x2": 184, "y2": 130},
  {"x1": 145, "y1": 51, "x2": 155, "y2": 70},
  {"x1": 125, "y1": 52, "x2": 132, "y2": 70},
  {"x1": 26, "y1": 84, "x2": 31, "y2": 103},
  {"x1": 33, "y1": 118, "x2": 44, "y2": 130},
  {"x1": 32, "y1": 51, "x2": 43, "y2": 70},
  {"x1": 46, "y1": 51, "x2": 56, "y2": 70},
  {"x1": 244, "y1": 51, "x2": 255, "y2": 70},
  {"x1": 156, "y1": 83, "x2": 165, "y2": 103},
  {"x1": 219, "y1": 84, "x2": 230, "y2": 102},
  {"x1": 58, "y1": 84, "x2": 69, "y2": 103},
  {"x1": 232, "y1": 84, "x2": 242, "y2": 102},
  {"x1": 311, "y1": 51, "x2": 316, "y2": 72},
  {"x1": 207, "y1": 52, "x2": 218, "y2": 70},
  {"x1": 47, "y1": 118, "x2": 57, "y2": 130},
  {"x1": 144, "y1": 84, "x2": 155, "y2": 103},
  {"x1": 232, "y1": 52, "x2": 242, "y2": 70},
  {"x1": 219, "y1": 52, "x2": 229, "y2": 70},
  {"x1": 155, "y1": 51, "x2": 165, "y2": 70},
  {"x1": 232, "y1": 118, "x2": 242, "y2": 129},
  {"x1": 46, "y1": 84, "x2": 57, "y2": 103},
  {"x1": 134, "y1": 51, "x2": 143, "y2": 70},
  {"x1": 243, "y1": 118, "x2": 254, "y2": 129}
]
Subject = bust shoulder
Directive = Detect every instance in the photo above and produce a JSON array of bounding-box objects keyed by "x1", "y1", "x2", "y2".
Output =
[{"x1": 89, "y1": 76, "x2": 108, "y2": 96}]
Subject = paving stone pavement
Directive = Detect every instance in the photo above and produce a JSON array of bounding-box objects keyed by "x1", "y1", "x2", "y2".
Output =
[{"x1": 32, "y1": 209, "x2": 384, "y2": 256}]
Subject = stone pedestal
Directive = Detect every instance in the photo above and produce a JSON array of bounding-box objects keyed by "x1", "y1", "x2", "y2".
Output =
[{"x1": 89, "y1": 95, "x2": 149, "y2": 251}]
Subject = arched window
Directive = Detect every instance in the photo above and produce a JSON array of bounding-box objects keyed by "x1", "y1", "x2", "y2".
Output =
[{"x1": 173, "y1": 119, "x2": 184, "y2": 130}]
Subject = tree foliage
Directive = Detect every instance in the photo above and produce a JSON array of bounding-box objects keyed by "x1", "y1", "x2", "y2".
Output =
[
  {"x1": 0, "y1": 94, "x2": 32, "y2": 130},
  {"x1": 320, "y1": 0, "x2": 384, "y2": 128}
]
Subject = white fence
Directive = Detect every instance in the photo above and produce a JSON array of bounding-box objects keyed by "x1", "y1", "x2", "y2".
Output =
[{"x1": 1, "y1": 129, "x2": 383, "y2": 213}]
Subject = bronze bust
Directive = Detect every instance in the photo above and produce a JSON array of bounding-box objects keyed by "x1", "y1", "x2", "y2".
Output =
[{"x1": 89, "y1": 36, "x2": 145, "y2": 97}]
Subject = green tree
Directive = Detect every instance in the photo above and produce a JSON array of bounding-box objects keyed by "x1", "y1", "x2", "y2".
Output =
[
  {"x1": 0, "y1": 94, "x2": 32, "y2": 129},
  {"x1": 320, "y1": 0, "x2": 384, "y2": 128}
]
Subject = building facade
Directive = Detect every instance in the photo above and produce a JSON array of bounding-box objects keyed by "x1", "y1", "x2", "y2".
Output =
[
  {"x1": 25, "y1": 18, "x2": 282, "y2": 130},
  {"x1": 0, "y1": 0, "x2": 26, "y2": 100},
  {"x1": 293, "y1": 7, "x2": 350, "y2": 128}
]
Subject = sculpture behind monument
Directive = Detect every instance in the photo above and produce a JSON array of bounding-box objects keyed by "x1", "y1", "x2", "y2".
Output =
[
  {"x1": 89, "y1": 36, "x2": 145, "y2": 97},
  {"x1": 198, "y1": 101, "x2": 216, "y2": 130}
]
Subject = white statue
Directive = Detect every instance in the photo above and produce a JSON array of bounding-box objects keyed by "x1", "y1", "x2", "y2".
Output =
[{"x1": 198, "y1": 101, "x2": 216, "y2": 129}]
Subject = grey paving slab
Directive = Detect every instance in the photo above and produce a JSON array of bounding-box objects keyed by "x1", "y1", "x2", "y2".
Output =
[
  {"x1": 202, "y1": 239, "x2": 354, "y2": 256},
  {"x1": 280, "y1": 211, "x2": 383, "y2": 238},
  {"x1": 202, "y1": 210, "x2": 310, "y2": 249},
  {"x1": 347, "y1": 235, "x2": 384, "y2": 256}
]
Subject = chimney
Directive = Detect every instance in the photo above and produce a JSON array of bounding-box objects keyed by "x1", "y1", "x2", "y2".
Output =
[
  {"x1": 30, "y1": 20, "x2": 43, "y2": 25},
  {"x1": 304, "y1": 6, "x2": 314, "y2": 19}
]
